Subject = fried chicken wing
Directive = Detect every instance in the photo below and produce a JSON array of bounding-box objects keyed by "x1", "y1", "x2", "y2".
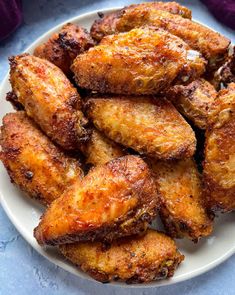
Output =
[
  {"x1": 81, "y1": 128, "x2": 126, "y2": 166},
  {"x1": 204, "y1": 83, "x2": 235, "y2": 212},
  {"x1": 0, "y1": 112, "x2": 83, "y2": 206},
  {"x1": 91, "y1": 2, "x2": 192, "y2": 41},
  {"x1": 34, "y1": 155, "x2": 159, "y2": 246},
  {"x1": 91, "y1": 4, "x2": 230, "y2": 70},
  {"x1": 85, "y1": 96, "x2": 196, "y2": 160},
  {"x1": 9, "y1": 54, "x2": 88, "y2": 151},
  {"x1": 148, "y1": 158, "x2": 213, "y2": 241},
  {"x1": 34, "y1": 23, "x2": 95, "y2": 76},
  {"x1": 72, "y1": 27, "x2": 206, "y2": 95},
  {"x1": 166, "y1": 79, "x2": 217, "y2": 129},
  {"x1": 59, "y1": 229, "x2": 184, "y2": 283}
]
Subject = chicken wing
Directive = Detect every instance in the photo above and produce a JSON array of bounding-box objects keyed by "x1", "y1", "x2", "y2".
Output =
[
  {"x1": 81, "y1": 128, "x2": 126, "y2": 166},
  {"x1": 34, "y1": 155, "x2": 159, "y2": 246},
  {"x1": 59, "y1": 229, "x2": 184, "y2": 283},
  {"x1": 203, "y1": 83, "x2": 235, "y2": 212},
  {"x1": 148, "y1": 158, "x2": 213, "y2": 241},
  {"x1": 165, "y1": 79, "x2": 217, "y2": 129},
  {"x1": 9, "y1": 54, "x2": 88, "y2": 151},
  {"x1": 85, "y1": 96, "x2": 196, "y2": 160},
  {"x1": 34, "y1": 23, "x2": 95, "y2": 76},
  {"x1": 91, "y1": 1, "x2": 192, "y2": 41},
  {"x1": 0, "y1": 112, "x2": 83, "y2": 206},
  {"x1": 72, "y1": 27, "x2": 206, "y2": 95},
  {"x1": 90, "y1": 4, "x2": 230, "y2": 70}
]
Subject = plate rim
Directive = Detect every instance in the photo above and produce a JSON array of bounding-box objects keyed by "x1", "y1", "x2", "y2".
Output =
[{"x1": 0, "y1": 7, "x2": 235, "y2": 288}]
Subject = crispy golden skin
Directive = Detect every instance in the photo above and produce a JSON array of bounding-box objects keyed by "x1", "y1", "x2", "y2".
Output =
[
  {"x1": 34, "y1": 155, "x2": 159, "y2": 246},
  {"x1": 81, "y1": 128, "x2": 126, "y2": 166},
  {"x1": 85, "y1": 96, "x2": 196, "y2": 160},
  {"x1": 148, "y1": 158, "x2": 213, "y2": 241},
  {"x1": 34, "y1": 23, "x2": 95, "y2": 76},
  {"x1": 91, "y1": 5, "x2": 230, "y2": 70},
  {"x1": 59, "y1": 229, "x2": 184, "y2": 283},
  {"x1": 91, "y1": 2, "x2": 192, "y2": 41},
  {"x1": 166, "y1": 79, "x2": 217, "y2": 129},
  {"x1": 0, "y1": 112, "x2": 83, "y2": 206},
  {"x1": 72, "y1": 27, "x2": 206, "y2": 95},
  {"x1": 9, "y1": 54, "x2": 88, "y2": 151},
  {"x1": 204, "y1": 83, "x2": 235, "y2": 212}
]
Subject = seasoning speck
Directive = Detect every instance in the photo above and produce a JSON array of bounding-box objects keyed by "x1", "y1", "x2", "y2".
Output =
[{"x1": 25, "y1": 171, "x2": 34, "y2": 180}]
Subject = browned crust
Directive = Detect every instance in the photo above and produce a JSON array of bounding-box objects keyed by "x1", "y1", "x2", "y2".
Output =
[
  {"x1": 59, "y1": 229, "x2": 184, "y2": 283},
  {"x1": 9, "y1": 54, "x2": 89, "y2": 151},
  {"x1": 220, "y1": 59, "x2": 235, "y2": 85},
  {"x1": 72, "y1": 27, "x2": 205, "y2": 95},
  {"x1": 34, "y1": 155, "x2": 160, "y2": 246},
  {"x1": 91, "y1": 4, "x2": 230, "y2": 71},
  {"x1": 80, "y1": 128, "x2": 126, "y2": 166},
  {"x1": 203, "y1": 83, "x2": 235, "y2": 212},
  {"x1": 148, "y1": 158, "x2": 213, "y2": 241},
  {"x1": 159, "y1": 204, "x2": 213, "y2": 242},
  {"x1": 0, "y1": 111, "x2": 83, "y2": 206},
  {"x1": 6, "y1": 91, "x2": 24, "y2": 111},
  {"x1": 35, "y1": 213, "x2": 152, "y2": 246},
  {"x1": 85, "y1": 96, "x2": 196, "y2": 160},
  {"x1": 212, "y1": 46, "x2": 235, "y2": 87},
  {"x1": 165, "y1": 78, "x2": 217, "y2": 129},
  {"x1": 90, "y1": 2, "x2": 192, "y2": 41},
  {"x1": 203, "y1": 173, "x2": 235, "y2": 213},
  {"x1": 34, "y1": 23, "x2": 95, "y2": 76}
]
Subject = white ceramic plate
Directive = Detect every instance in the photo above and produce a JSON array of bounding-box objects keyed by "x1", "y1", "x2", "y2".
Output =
[{"x1": 0, "y1": 7, "x2": 235, "y2": 288}]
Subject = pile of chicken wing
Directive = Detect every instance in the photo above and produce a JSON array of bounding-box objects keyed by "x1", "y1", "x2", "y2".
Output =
[{"x1": 1, "y1": 1, "x2": 235, "y2": 284}]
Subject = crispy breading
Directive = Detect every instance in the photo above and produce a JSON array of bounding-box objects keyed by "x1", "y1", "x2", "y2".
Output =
[
  {"x1": 204, "y1": 83, "x2": 235, "y2": 212},
  {"x1": 81, "y1": 128, "x2": 126, "y2": 166},
  {"x1": 91, "y1": 5, "x2": 230, "y2": 70},
  {"x1": 59, "y1": 229, "x2": 184, "y2": 283},
  {"x1": 91, "y1": 2, "x2": 192, "y2": 41},
  {"x1": 34, "y1": 155, "x2": 159, "y2": 246},
  {"x1": 165, "y1": 79, "x2": 217, "y2": 129},
  {"x1": 9, "y1": 54, "x2": 88, "y2": 151},
  {"x1": 0, "y1": 112, "x2": 83, "y2": 206},
  {"x1": 72, "y1": 27, "x2": 206, "y2": 95},
  {"x1": 34, "y1": 23, "x2": 95, "y2": 76},
  {"x1": 85, "y1": 96, "x2": 196, "y2": 160},
  {"x1": 148, "y1": 158, "x2": 213, "y2": 241}
]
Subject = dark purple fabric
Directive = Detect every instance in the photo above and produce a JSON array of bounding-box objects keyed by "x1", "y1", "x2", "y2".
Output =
[
  {"x1": 0, "y1": 0, "x2": 23, "y2": 41},
  {"x1": 201, "y1": 0, "x2": 235, "y2": 30}
]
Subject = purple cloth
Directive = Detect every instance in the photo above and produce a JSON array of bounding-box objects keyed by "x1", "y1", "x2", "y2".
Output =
[
  {"x1": 0, "y1": 0, "x2": 23, "y2": 41},
  {"x1": 201, "y1": 0, "x2": 235, "y2": 30}
]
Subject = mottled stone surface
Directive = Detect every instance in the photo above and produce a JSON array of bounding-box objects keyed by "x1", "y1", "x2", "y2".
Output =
[{"x1": 0, "y1": 1, "x2": 235, "y2": 294}]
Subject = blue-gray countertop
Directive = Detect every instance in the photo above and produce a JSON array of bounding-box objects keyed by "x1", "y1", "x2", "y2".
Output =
[{"x1": 0, "y1": 1, "x2": 235, "y2": 294}]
